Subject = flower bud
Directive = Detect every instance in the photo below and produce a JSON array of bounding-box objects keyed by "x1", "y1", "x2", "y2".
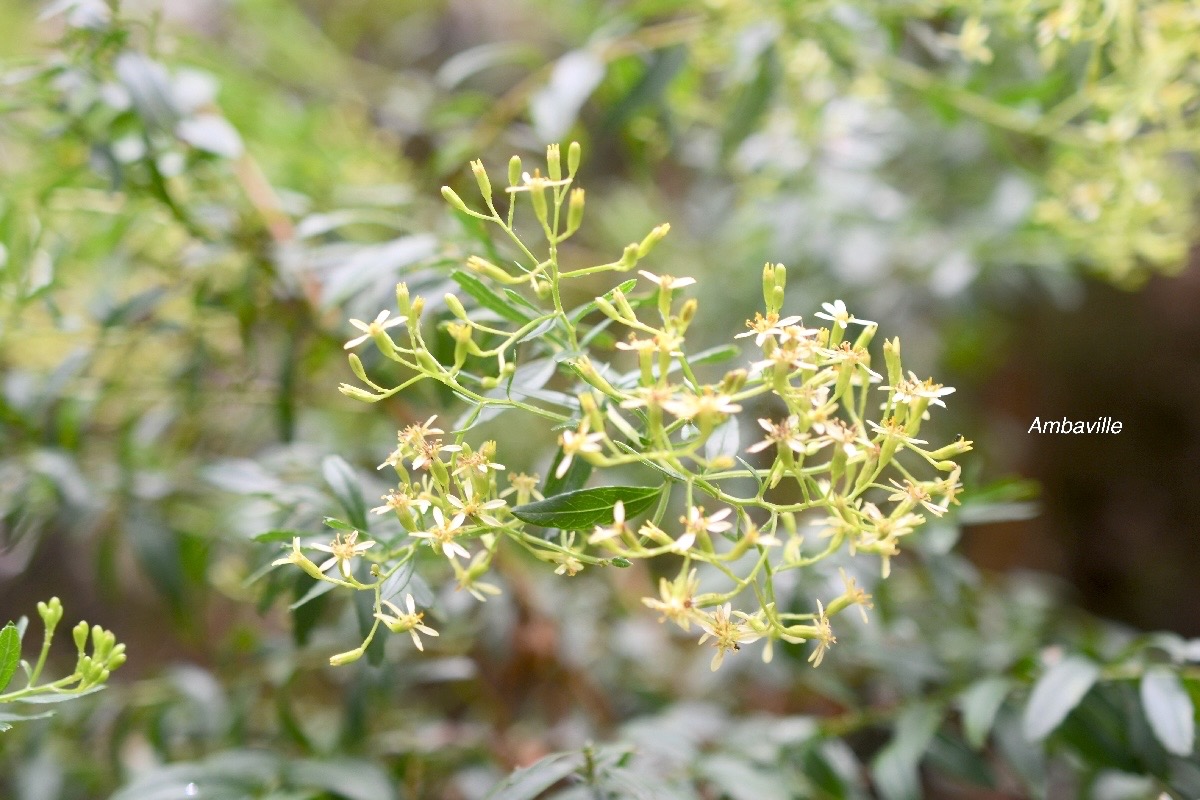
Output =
[
  {"x1": 546, "y1": 143, "x2": 562, "y2": 182},
  {"x1": 408, "y1": 296, "x2": 426, "y2": 326},
  {"x1": 926, "y1": 438, "x2": 973, "y2": 459},
  {"x1": 339, "y1": 384, "x2": 380, "y2": 402},
  {"x1": 720, "y1": 369, "x2": 747, "y2": 394},
  {"x1": 529, "y1": 181, "x2": 549, "y2": 225},
  {"x1": 579, "y1": 392, "x2": 604, "y2": 430},
  {"x1": 773, "y1": 262, "x2": 787, "y2": 291},
  {"x1": 73, "y1": 621, "x2": 89, "y2": 653},
  {"x1": 574, "y1": 356, "x2": 618, "y2": 396},
  {"x1": 934, "y1": 460, "x2": 959, "y2": 472},
  {"x1": 567, "y1": 141, "x2": 581, "y2": 177},
  {"x1": 618, "y1": 243, "x2": 640, "y2": 269},
  {"x1": 508, "y1": 155, "x2": 522, "y2": 187},
  {"x1": 445, "y1": 293, "x2": 468, "y2": 320},
  {"x1": 533, "y1": 279, "x2": 551, "y2": 299},
  {"x1": 470, "y1": 159, "x2": 492, "y2": 202},
  {"x1": 329, "y1": 645, "x2": 366, "y2": 666},
  {"x1": 395, "y1": 282, "x2": 411, "y2": 315},
  {"x1": 883, "y1": 337, "x2": 901, "y2": 387},
  {"x1": 594, "y1": 296, "x2": 622, "y2": 321},
  {"x1": 853, "y1": 323, "x2": 877, "y2": 350},
  {"x1": 612, "y1": 288, "x2": 636, "y2": 319},
  {"x1": 678, "y1": 298, "x2": 698, "y2": 328},
  {"x1": 566, "y1": 188, "x2": 585, "y2": 235},
  {"x1": 348, "y1": 353, "x2": 369, "y2": 383},
  {"x1": 637, "y1": 223, "x2": 670, "y2": 258},
  {"x1": 466, "y1": 255, "x2": 512, "y2": 283},
  {"x1": 761, "y1": 263, "x2": 775, "y2": 307},
  {"x1": 441, "y1": 185, "x2": 471, "y2": 214}
]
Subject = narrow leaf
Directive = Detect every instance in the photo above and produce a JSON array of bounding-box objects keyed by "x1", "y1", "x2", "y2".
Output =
[
  {"x1": 1021, "y1": 656, "x2": 1100, "y2": 742},
  {"x1": 512, "y1": 485, "x2": 661, "y2": 530},
  {"x1": 1140, "y1": 666, "x2": 1195, "y2": 756},
  {"x1": 452, "y1": 270, "x2": 532, "y2": 324},
  {"x1": 0, "y1": 623, "x2": 21, "y2": 693},
  {"x1": 485, "y1": 751, "x2": 585, "y2": 800}
]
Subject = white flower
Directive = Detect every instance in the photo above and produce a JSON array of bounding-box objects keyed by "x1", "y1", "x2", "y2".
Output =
[
  {"x1": 661, "y1": 390, "x2": 741, "y2": 421},
  {"x1": 637, "y1": 270, "x2": 696, "y2": 291},
  {"x1": 696, "y1": 603, "x2": 762, "y2": 671},
  {"x1": 344, "y1": 310, "x2": 404, "y2": 350},
  {"x1": 556, "y1": 423, "x2": 605, "y2": 478},
  {"x1": 746, "y1": 416, "x2": 808, "y2": 454},
  {"x1": 310, "y1": 531, "x2": 375, "y2": 578},
  {"x1": 446, "y1": 482, "x2": 507, "y2": 527},
  {"x1": 410, "y1": 507, "x2": 469, "y2": 560},
  {"x1": 371, "y1": 489, "x2": 432, "y2": 516},
  {"x1": 374, "y1": 594, "x2": 440, "y2": 651},
  {"x1": 734, "y1": 312, "x2": 804, "y2": 347},
  {"x1": 814, "y1": 300, "x2": 875, "y2": 330}
]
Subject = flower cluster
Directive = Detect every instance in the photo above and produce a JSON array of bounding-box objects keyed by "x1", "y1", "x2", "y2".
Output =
[{"x1": 272, "y1": 144, "x2": 969, "y2": 670}]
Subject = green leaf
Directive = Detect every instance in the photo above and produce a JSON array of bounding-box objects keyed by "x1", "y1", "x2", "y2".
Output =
[
  {"x1": 485, "y1": 751, "x2": 585, "y2": 800},
  {"x1": 452, "y1": 270, "x2": 533, "y2": 324},
  {"x1": 569, "y1": 279, "x2": 639, "y2": 323},
  {"x1": 511, "y1": 485, "x2": 662, "y2": 530},
  {"x1": 322, "y1": 456, "x2": 368, "y2": 531},
  {"x1": 289, "y1": 758, "x2": 395, "y2": 800},
  {"x1": 1140, "y1": 666, "x2": 1195, "y2": 756},
  {"x1": 16, "y1": 685, "x2": 106, "y2": 704},
  {"x1": 253, "y1": 529, "x2": 306, "y2": 543},
  {"x1": 613, "y1": 440, "x2": 687, "y2": 482},
  {"x1": 688, "y1": 343, "x2": 741, "y2": 366},
  {"x1": 960, "y1": 677, "x2": 1012, "y2": 749},
  {"x1": 1021, "y1": 656, "x2": 1100, "y2": 742},
  {"x1": 289, "y1": 576, "x2": 337, "y2": 611},
  {"x1": 1, "y1": 623, "x2": 21, "y2": 694},
  {"x1": 871, "y1": 703, "x2": 943, "y2": 800},
  {"x1": 541, "y1": 446, "x2": 593, "y2": 497}
]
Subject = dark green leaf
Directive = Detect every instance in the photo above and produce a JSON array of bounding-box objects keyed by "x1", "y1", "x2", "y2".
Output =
[
  {"x1": 322, "y1": 456, "x2": 368, "y2": 531},
  {"x1": 1141, "y1": 666, "x2": 1195, "y2": 756},
  {"x1": 511, "y1": 485, "x2": 662, "y2": 530},
  {"x1": 542, "y1": 446, "x2": 593, "y2": 496},
  {"x1": 485, "y1": 751, "x2": 585, "y2": 800},
  {"x1": 324, "y1": 517, "x2": 357, "y2": 532},
  {"x1": 289, "y1": 577, "x2": 337, "y2": 611},
  {"x1": 1022, "y1": 656, "x2": 1100, "y2": 742},
  {"x1": 452, "y1": 270, "x2": 532, "y2": 324},
  {"x1": 0, "y1": 623, "x2": 21, "y2": 694}
]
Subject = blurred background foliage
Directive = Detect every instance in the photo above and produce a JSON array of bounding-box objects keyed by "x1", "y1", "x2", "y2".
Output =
[{"x1": 2, "y1": 0, "x2": 1199, "y2": 797}]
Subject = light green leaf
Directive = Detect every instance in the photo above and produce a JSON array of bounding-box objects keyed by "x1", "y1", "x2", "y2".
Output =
[
  {"x1": 15, "y1": 685, "x2": 105, "y2": 704},
  {"x1": 511, "y1": 485, "x2": 661, "y2": 530},
  {"x1": 288, "y1": 758, "x2": 396, "y2": 800},
  {"x1": 0, "y1": 622, "x2": 20, "y2": 694},
  {"x1": 871, "y1": 703, "x2": 943, "y2": 800},
  {"x1": 699, "y1": 753, "x2": 790, "y2": 800},
  {"x1": 485, "y1": 751, "x2": 585, "y2": 800},
  {"x1": 960, "y1": 677, "x2": 1012, "y2": 749},
  {"x1": 1140, "y1": 666, "x2": 1195, "y2": 756},
  {"x1": 1021, "y1": 656, "x2": 1100, "y2": 742}
]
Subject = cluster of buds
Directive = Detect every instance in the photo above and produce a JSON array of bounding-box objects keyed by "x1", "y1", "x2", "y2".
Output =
[
  {"x1": 276, "y1": 144, "x2": 969, "y2": 671},
  {"x1": 0, "y1": 597, "x2": 126, "y2": 708}
]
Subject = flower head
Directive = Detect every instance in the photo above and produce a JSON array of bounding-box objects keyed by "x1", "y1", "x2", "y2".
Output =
[
  {"x1": 410, "y1": 507, "x2": 469, "y2": 560},
  {"x1": 696, "y1": 603, "x2": 762, "y2": 671},
  {"x1": 344, "y1": 310, "x2": 404, "y2": 350},
  {"x1": 638, "y1": 270, "x2": 696, "y2": 291},
  {"x1": 311, "y1": 530, "x2": 375, "y2": 579},
  {"x1": 374, "y1": 594, "x2": 440, "y2": 651},
  {"x1": 815, "y1": 299, "x2": 875, "y2": 330}
]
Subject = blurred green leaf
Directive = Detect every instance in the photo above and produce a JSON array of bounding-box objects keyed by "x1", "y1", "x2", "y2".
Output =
[
  {"x1": 511, "y1": 485, "x2": 661, "y2": 530},
  {"x1": 452, "y1": 270, "x2": 534, "y2": 324},
  {"x1": 1140, "y1": 667, "x2": 1195, "y2": 757},
  {"x1": 960, "y1": 677, "x2": 1012, "y2": 749},
  {"x1": 485, "y1": 750, "x2": 585, "y2": 800},
  {"x1": 1022, "y1": 656, "x2": 1100, "y2": 742},
  {"x1": 871, "y1": 703, "x2": 943, "y2": 800},
  {"x1": 322, "y1": 456, "x2": 368, "y2": 531},
  {"x1": 699, "y1": 753, "x2": 789, "y2": 800},
  {"x1": 0, "y1": 623, "x2": 20, "y2": 694}
]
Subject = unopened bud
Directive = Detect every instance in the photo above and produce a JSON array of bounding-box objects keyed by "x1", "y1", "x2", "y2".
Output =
[
  {"x1": 508, "y1": 155, "x2": 522, "y2": 187},
  {"x1": 927, "y1": 438, "x2": 973, "y2": 460},
  {"x1": 612, "y1": 288, "x2": 636, "y2": 319},
  {"x1": 637, "y1": 223, "x2": 670, "y2": 258},
  {"x1": 441, "y1": 185, "x2": 470, "y2": 214},
  {"x1": 618, "y1": 243, "x2": 639, "y2": 268},
  {"x1": 567, "y1": 141, "x2": 582, "y2": 177},
  {"x1": 530, "y1": 180, "x2": 549, "y2": 224},
  {"x1": 408, "y1": 296, "x2": 426, "y2": 326},
  {"x1": 416, "y1": 349, "x2": 442, "y2": 373},
  {"x1": 445, "y1": 293, "x2": 468, "y2": 320},
  {"x1": 339, "y1": 383, "x2": 380, "y2": 402},
  {"x1": 348, "y1": 353, "x2": 369, "y2": 383},
  {"x1": 773, "y1": 263, "x2": 787, "y2": 291},
  {"x1": 883, "y1": 337, "x2": 901, "y2": 387},
  {"x1": 533, "y1": 279, "x2": 551, "y2": 299},
  {"x1": 853, "y1": 323, "x2": 877, "y2": 350},
  {"x1": 329, "y1": 645, "x2": 366, "y2": 666},
  {"x1": 566, "y1": 188, "x2": 585, "y2": 234},
  {"x1": 73, "y1": 621, "x2": 88, "y2": 652},
  {"x1": 546, "y1": 143, "x2": 562, "y2": 182},
  {"x1": 678, "y1": 298, "x2": 698, "y2": 327},
  {"x1": 594, "y1": 296, "x2": 621, "y2": 321},
  {"x1": 396, "y1": 282, "x2": 410, "y2": 315},
  {"x1": 720, "y1": 369, "x2": 748, "y2": 394},
  {"x1": 762, "y1": 263, "x2": 775, "y2": 308},
  {"x1": 470, "y1": 159, "x2": 492, "y2": 202}
]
